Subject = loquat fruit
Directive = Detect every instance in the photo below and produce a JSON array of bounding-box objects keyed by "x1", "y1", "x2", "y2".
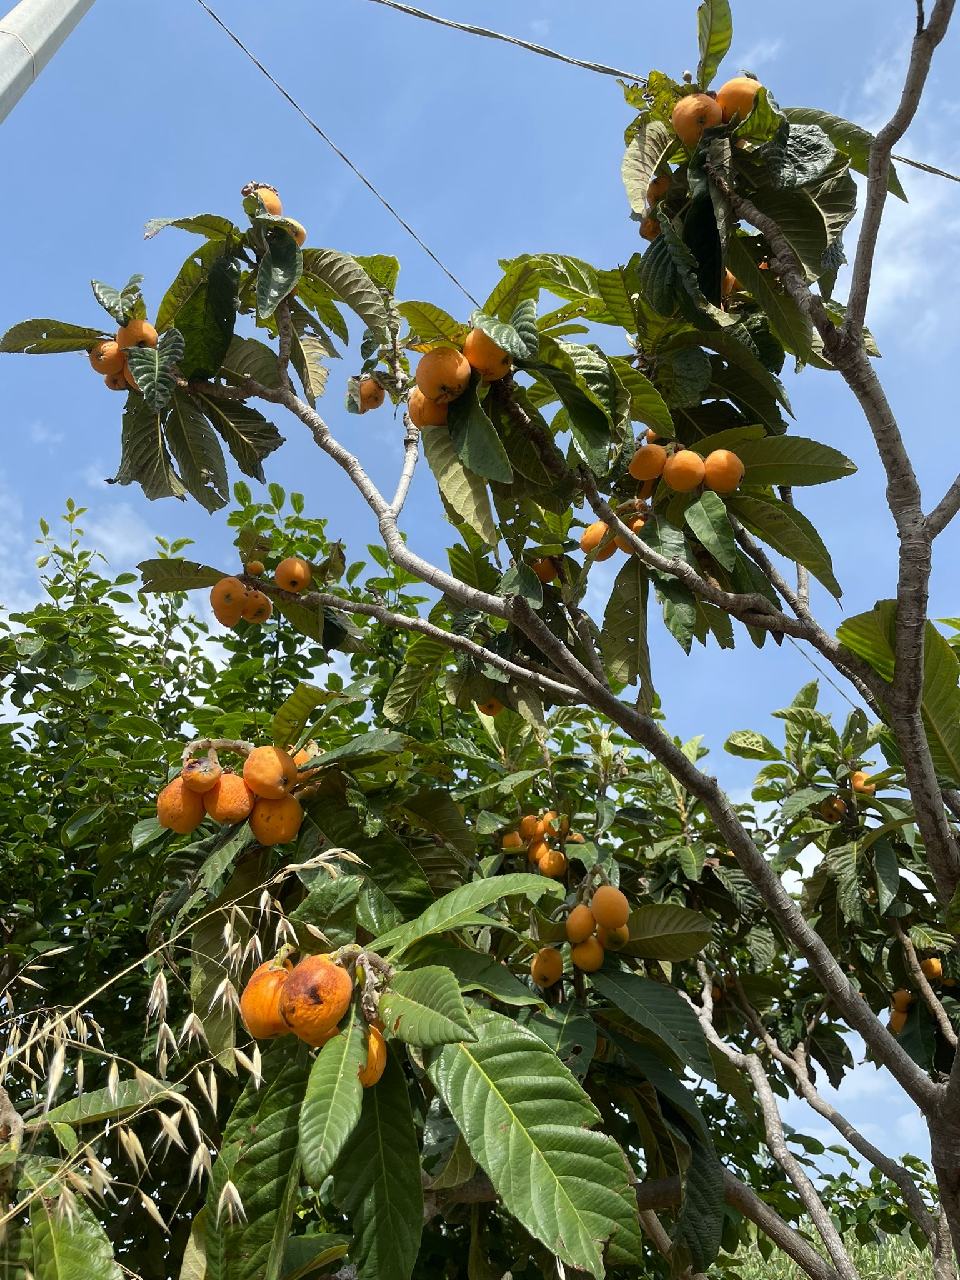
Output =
[
  {"x1": 181, "y1": 757, "x2": 223, "y2": 794},
  {"x1": 246, "y1": 560, "x2": 265, "y2": 576},
  {"x1": 210, "y1": 576, "x2": 248, "y2": 628},
  {"x1": 672, "y1": 93, "x2": 723, "y2": 148},
  {"x1": 571, "y1": 936, "x2": 605, "y2": 973},
  {"x1": 250, "y1": 794, "x2": 304, "y2": 846},
  {"x1": 243, "y1": 745, "x2": 299, "y2": 799},
  {"x1": 274, "y1": 557, "x2": 312, "y2": 593},
  {"x1": 241, "y1": 590, "x2": 273, "y2": 623},
  {"x1": 254, "y1": 185, "x2": 283, "y2": 216},
  {"x1": 663, "y1": 449, "x2": 706, "y2": 493},
  {"x1": 889, "y1": 1009, "x2": 908, "y2": 1035},
  {"x1": 539, "y1": 848, "x2": 568, "y2": 879},
  {"x1": 820, "y1": 796, "x2": 847, "y2": 823},
  {"x1": 408, "y1": 387, "x2": 448, "y2": 428},
  {"x1": 239, "y1": 958, "x2": 292, "y2": 1039},
  {"x1": 922, "y1": 958, "x2": 943, "y2": 981},
  {"x1": 519, "y1": 815, "x2": 544, "y2": 841},
  {"x1": 614, "y1": 515, "x2": 646, "y2": 554},
  {"x1": 502, "y1": 831, "x2": 524, "y2": 852},
  {"x1": 530, "y1": 557, "x2": 558, "y2": 584},
  {"x1": 591, "y1": 885, "x2": 630, "y2": 930},
  {"x1": 358, "y1": 1026, "x2": 387, "y2": 1087},
  {"x1": 203, "y1": 773, "x2": 255, "y2": 824},
  {"x1": 580, "y1": 521, "x2": 616, "y2": 561},
  {"x1": 279, "y1": 954, "x2": 353, "y2": 1046},
  {"x1": 598, "y1": 924, "x2": 630, "y2": 951},
  {"x1": 628, "y1": 442, "x2": 668, "y2": 482},
  {"x1": 640, "y1": 217, "x2": 661, "y2": 242},
  {"x1": 646, "y1": 173, "x2": 671, "y2": 205},
  {"x1": 415, "y1": 348, "x2": 471, "y2": 404},
  {"x1": 116, "y1": 319, "x2": 158, "y2": 350},
  {"x1": 721, "y1": 269, "x2": 740, "y2": 300},
  {"x1": 286, "y1": 219, "x2": 308, "y2": 247},
  {"x1": 527, "y1": 837, "x2": 549, "y2": 865},
  {"x1": 463, "y1": 327, "x2": 512, "y2": 382},
  {"x1": 478, "y1": 697, "x2": 504, "y2": 717},
  {"x1": 566, "y1": 903, "x2": 596, "y2": 945},
  {"x1": 157, "y1": 777, "x2": 205, "y2": 835},
  {"x1": 88, "y1": 340, "x2": 125, "y2": 376},
  {"x1": 104, "y1": 371, "x2": 127, "y2": 391},
  {"x1": 892, "y1": 989, "x2": 914, "y2": 1012},
  {"x1": 851, "y1": 770, "x2": 876, "y2": 795},
  {"x1": 531, "y1": 946, "x2": 563, "y2": 988},
  {"x1": 703, "y1": 449, "x2": 745, "y2": 495},
  {"x1": 716, "y1": 76, "x2": 762, "y2": 124},
  {"x1": 358, "y1": 377, "x2": 385, "y2": 412},
  {"x1": 123, "y1": 359, "x2": 140, "y2": 391}
]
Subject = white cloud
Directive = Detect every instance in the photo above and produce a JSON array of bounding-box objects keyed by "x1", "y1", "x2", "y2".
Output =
[
  {"x1": 28, "y1": 422, "x2": 64, "y2": 449},
  {"x1": 528, "y1": 19, "x2": 551, "y2": 39},
  {"x1": 83, "y1": 503, "x2": 158, "y2": 567},
  {"x1": 728, "y1": 38, "x2": 784, "y2": 75}
]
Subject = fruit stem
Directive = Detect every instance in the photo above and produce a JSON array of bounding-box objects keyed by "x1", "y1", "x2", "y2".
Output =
[{"x1": 181, "y1": 737, "x2": 255, "y2": 765}]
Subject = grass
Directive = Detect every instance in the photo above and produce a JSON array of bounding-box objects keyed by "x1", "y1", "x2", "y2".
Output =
[{"x1": 730, "y1": 1236, "x2": 933, "y2": 1279}]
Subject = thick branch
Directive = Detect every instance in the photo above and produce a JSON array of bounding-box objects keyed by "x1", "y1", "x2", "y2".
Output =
[{"x1": 927, "y1": 474, "x2": 960, "y2": 539}]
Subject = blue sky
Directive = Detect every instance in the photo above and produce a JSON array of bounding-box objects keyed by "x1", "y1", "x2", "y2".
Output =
[{"x1": 3, "y1": 0, "x2": 957, "y2": 1165}]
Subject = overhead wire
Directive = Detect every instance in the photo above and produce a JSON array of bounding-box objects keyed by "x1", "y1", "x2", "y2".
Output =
[{"x1": 191, "y1": 0, "x2": 480, "y2": 306}]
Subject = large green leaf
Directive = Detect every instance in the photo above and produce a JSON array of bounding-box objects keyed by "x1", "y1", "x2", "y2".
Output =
[
  {"x1": 530, "y1": 335, "x2": 612, "y2": 473},
  {"x1": 127, "y1": 328, "x2": 185, "y2": 413},
  {"x1": 280, "y1": 1235, "x2": 352, "y2": 1280},
  {"x1": 383, "y1": 635, "x2": 447, "y2": 724},
  {"x1": 301, "y1": 249, "x2": 388, "y2": 336},
  {"x1": 725, "y1": 234, "x2": 815, "y2": 363},
  {"x1": 748, "y1": 185, "x2": 828, "y2": 280},
  {"x1": 196, "y1": 392, "x2": 285, "y2": 483},
  {"x1": 222, "y1": 336, "x2": 282, "y2": 390},
  {"x1": 407, "y1": 942, "x2": 541, "y2": 1006},
  {"x1": 138, "y1": 557, "x2": 223, "y2": 594},
  {"x1": 309, "y1": 729, "x2": 409, "y2": 770},
  {"x1": 672, "y1": 1119, "x2": 725, "y2": 1273},
  {"x1": 145, "y1": 213, "x2": 239, "y2": 240},
  {"x1": 379, "y1": 966, "x2": 475, "y2": 1046},
  {"x1": 158, "y1": 240, "x2": 232, "y2": 332},
  {"x1": 601, "y1": 555, "x2": 653, "y2": 704},
  {"x1": 448, "y1": 379, "x2": 513, "y2": 484},
  {"x1": 782, "y1": 107, "x2": 907, "y2": 201},
  {"x1": 257, "y1": 229, "x2": 303, "y2": 320},
  {"x1": 726, "y1": 491, "x2": 841, "y2": 597},
  {"x1": 696, "y1": 0, "x2": 732, "y2": 88},
  {"x1": 290, "y1": 329, "x2": 328, "y2": 407},
  {"x1": 37, "y1": 1078, "x2": 181, "y2": 1129},
  {"x1": 621, "y1": 121, "x2": 674, "y2": 215},
  {"x1": 91, "y1": 273, "x2": 144, "y2": 326},
  {"x1": 484, "y1": 259, "x2": 541, "y2": 319},
  {"x1": 623, "y1": 903, "x2": 712, "y2": 961},
  {"x1": 178, "y1": 254, "x2": 239, "y2": 381},
  {"x1": 590, "y1": 970, "x2": 714, "y2": 1079},
  {"x1": 398, "y1": 787, "x2": 475, "y2": 860},
  {"x1": 428, "y1": 1006, "x2": 641, "y2": 1278},
  {"x1": 422, "y1": 426, "x2": 498, "y2": 546},
  {"x1": 272, "y1": 682, "x2": 341, "y2": 749},
  {"x1": 110, "y1": 394, "x2": 185, "y2": 502},
  {"x1": 0, "y1": 318, "x2": 108, "y2": 354},
  {"x1": 205, "y1": 1047, "x2": 310, "y2": 1280},
  {"x1": 300, "y1": 1006, "x2": 365, "y2": 1188},
  {"x1": 684, "y1": 491, "x2": 736, "y2": 571},
  {"x1": 371, "y1": 873, "x2": 563, "y2": 957},
  {"x1": 166, "y1": 389, "x2": 229, "y2": 512},
  {"x1": 397, "y1": 299, "x2": 468, "y2": 345},
  {"x1": 24, "y1": 1164, "x2": 122, "y2": 1280},
  {"x1": 524, "y1": 999, "x2": 597, "y2": 1080},
  {"x1": 332, "y1": 1052, "x2": 423, "y2": 1280},
  {"x1": 608, "y1": 357, "x2": 673, "y2": 433},
  {"x1": 736, "y1": 435, "x2": 857, "y2": 487}
]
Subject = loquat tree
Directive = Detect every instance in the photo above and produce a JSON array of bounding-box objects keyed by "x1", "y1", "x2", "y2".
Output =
[{"x1": 2, "y1": 3, "x2": 960, "y2": 1279}]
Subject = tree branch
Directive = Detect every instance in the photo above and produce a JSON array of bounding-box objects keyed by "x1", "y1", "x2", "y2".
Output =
[
  {"x1": 927, "y1": 473, "x2": 960, "y2": 539},
  {"x1": 894, "y1": 919, "x2": 958, "y2": 1048}
]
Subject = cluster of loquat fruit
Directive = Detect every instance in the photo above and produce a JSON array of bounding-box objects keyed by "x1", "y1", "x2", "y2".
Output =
[
  {"x1": 156, "y1": 744, "x2": 311, "y2": 846},
  {"x1": 243, "y1": 182, "x2": 308, "y2": 247},
  {"x1": 530, "y1": 885, "x2": 631, "y2": 986},
  {"x1": 87, "y1": 316, "x2": 158, "y2": 394},
  {"x1": 239, "y1": 951, "x2": 386, "y2": 1087},
  {"x1": 501, "y1": 809, "x2": 586, "y2": 880},
  {"x1": 208, "y1": 555, "x2": 312, "y2": 629},
  {"x1": 888, "y1": 956, "x2": 947, "y2": 1035},
  {"x1": 579, "y1": 431, "x2": 747, "y2": 561},
  {"x1": 819, "y1": 770, "x2": 876, "y2": 823}
]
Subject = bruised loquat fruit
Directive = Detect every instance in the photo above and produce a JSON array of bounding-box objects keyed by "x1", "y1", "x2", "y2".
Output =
[
  {"x1": 530, "y1": 947, "x2": 563, "y2": 988},
  {"x1": 286, "y1": 219, "x2": 308, "y2": 247},
  {"x1": 181, "y1": 757, "x2": 223, "y2": 794},
  {"x1": 415, "y1": 348, "x2": 471, "y2": 404},
  {"x1": 598, "y1": 924, "x2": 630, "y2": 951},
  {"x1": 279, "y1": 954, "x2": 353, "y2": 1046},
  {"x1": 646, "y1": 173, "x2": 671, "y2": 205},
  {"x1": 104, "y1": 371, "x2": 127, "y2": 391},
  {"x1": 478, "y1": 697, "x2": 504, "y2": 717},
  {"x1": 275, "y1": 557, "x2": 312, "y2": 593},
  {"x1": 640, "y1": 217, "x2": 661, "y2": 242},
  {"x1": 246, "y1": 560, "x2": 265, "y2": 576},
  {"x1": 241, "y1": 590, "x2": 273, "y2": 623},
  {"x1": 250, "y1": 794, "x2": 304, "y2": 846}
]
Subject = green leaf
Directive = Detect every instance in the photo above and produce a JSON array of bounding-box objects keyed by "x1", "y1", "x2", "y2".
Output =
[
  {"x1": 138, "y1": 557, "x2": 223, "y2": 593},
  {"x1": 782, "y1": 107, "x2": 906, "y2": 201},
  {"x1": 621, "y1": 120, "x2": 674, "y2": 215},
  {"x1": 38, "y1": 1078, "x2": 181, "y2": 1129},
  {"x1": 383, "y1": 635, "x2": 447, "y2": 725},
  {"x1": 428, "y1": 1005, "x2": 641, "y2": 1278},
  {"x1": 178, "y1": 254, "x2": 239, "y2": 380},
  {"x1": 280, "y1": 1235, "x2": 352, "y2": 1280},
  {"x1": 836, "y1": 600, "x2": 897, "y2": 682},
  {"x1": 590, "y1": 970, "x2": 714, "y2": 1079},
  {"x1": 748, "y1": 185, "x2": 828, "y2": 280},
  {"x1": 371, "y1": 873, "x2": 563, "y2": 957},
  {"x1": 91, "y1": 273, "x2": 143, "y2": 325},
  {"x1": 470, "y1": 310, "x2": 529, "y2": 361},
  {"x1": 524, "y1": 1000, "x2": 597, "y2": 1079},
  {"x1": 25, "y1": 1164, "x2": 122, "y2": 1280},
  {"x1": 639, "y1": 221, "x2": 704, "y2": 316},
  {"x1": 499, "y1": 563, "x2": 542, "y2": 609},
  {"x1": 196, "y1": 392, "x2": 285, "y2": 483},
  {"x1": 726, "y1": 234, "x2": 814, "y2": 362},
  {"x1": 448, "y1": 379, "x2": 513, "y2": 484},
  {"x1": 422, "y1": 425, "x2": 498, "y2": 546},
  {"x1": 205, "y1": 1047, "x2": 310, "y2": 1280},
  {"x1": 673, "y1": 1120, "x2": 725, "y2": 1273},
  {"x1": 110, "y1": 394, "x2": 185, "y2": 502},
  {"x1": 257, "y1": 229, "x2": 303, "y2": 320},
  {"x1": 380, "y1": 966, "x2": 475, "y2": 1046},
  {"x1": 684, "y1": 491, "x2": 736, "y2": 571},
  {"x1": 222, "y1": 336, "x2": 282, "y2": 390},
  {"x1": 332, "y1": 1051, "x2": 423, "y2": 1280},
  {"x1": 623, "y1": 903, "x2": 712, "y2": 961},
  {"x1": 290, "y1": 329, "x2": 329, "y2": 407},
  {"x1": 510, "y1": 298, "x2": 539, "y2": 358},
  {"x1": 696, "y1": 0, "x2": 732, "y2": 88},
  {"x1": 309, "y1": 729, "x2": 410, "y2": 771},
  {"x1": 300, "y1": 1007, "x2": 365, "y2": 1188},
  {"x1": 397, "y1": 300, "x2": 468, "y2": 345},
  {"x1": 158, "y1": 240, "x2": 228, "y2": 332},
  {"x1": 301, "y1": 249, "x2": 388, "y2": 336},
  {"x1": 165, "y1": 390, "x2": 229, "y2": 512},
  {"x1": 608, "y1": 357, "x2": 673, "y2": 433},
  {"x1": 273, "y1": 683, "x2": 338, "y2": 748},
  {"x1": 530, "y1": 335, "x2": 612, "y2": 473},
  {"x1": 601, "y1": 555, "x2": 653, "y2": 704},
  {"x1": 735, "y1": 435, "x2": 857, "y2": 487},
  {"x1": 0, "y1": 318, "x2": 108, "y2": 354},
  {"x1": 726, "y1": 491, "x2": 841, "y2": 598},
  {"x1": 398, "y1": 787, "x2": 476, "y2": 860},
  {"x1": 145, "y1": 213, "x2": 239, "y2": 240},
  {"x1": 409, "y1": 943, "x2": 541, "y2": 1006},
  {"x1": 484, "y1": 259, "x2": 541, "y2": 319},
  {"x1": 127, "y1": 328, "x2": 185, "y2": 413},
  {"x1": 725, "y1": 729, "x2": 780, "y2": 760}
]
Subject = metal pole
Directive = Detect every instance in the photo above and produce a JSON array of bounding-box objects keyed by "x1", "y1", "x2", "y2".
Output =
[{"x1": 0, "y1": 0, "x2": 95, "y2": 124}]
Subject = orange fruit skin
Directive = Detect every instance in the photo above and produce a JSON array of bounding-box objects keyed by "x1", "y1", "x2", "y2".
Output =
[
  {"x1": 286, "y1": 219, "x2": 307, "y2": 247},
  {"x1": 293, "y1": 746, "x2": 320, "y2": 778},
  {"x1": 246, "y1": 560, "x2": 265, "y2": 576},
  {"x1": 116, "y1": 319, "x2": 158, "y2": 350},
  {"x1": 640, "y1": 217, "x2": 661, "y2": 242},
  {"x1": 415, "y1": 348, "x2": 471, "y2": 404},
  {"x1": 463, "y1": 328, "x2": 512, "y2": 382},
  {"x1": 408, "y1": 387, "x2": 448, "y2": 427},
  {"x1": 703, "y1": 449, "x2": 745, "y2": 495},
  {"x1": 716, "y1": 76, "x2": 762, "y2": 123},
  {"x1": 566, "y1": 904, "x2": 596, "y2": 945},
  {"x1": 530, "y1": 947, "x2": 563, "y2": 988},
  {"x1": 212, "y1": 598, "x2": 245, "y2": 627},
  {"x1": 591, "y1": 885, "x2": 629, "y2": 930},
  {"x1": 889, "y1": 1009, "x2": 908, "y2": 1035},
  {"x1": 157, "y1": 777, "x2": 205, "y2": 835},
  {"x1": 359, "y1": 1026, "x2": 387, "y2": 1087},
  {"x1": 598, "y1": 924, "x2": 630, "y2": 951},
  {"x1": 274, "y1": 556, "x2": 312, "y2": 593},
  {"x1": 820, "y1": 796, "x2": 847, "y2": 823},
  {"x1": 580, "y1": 521, "x2": 616, "y2": 561},
  {"x1": 527, "y1": 837, "x2": 550, "y2": 865},
  {"x1": 502, "y1": 831, "x2": 524, "y2": 851},
  {"x1": 571, "y1": 937, "x2": 605, "y2": 973},
  {"x1": 614, "y1": 516, "x2": 646, "y2": 554},
  {"x1": 244, "y1": 745, "x2": 298, "y2": 799},
  {"x1": 250, "y1": 794, "x2": 304, "y2": 846},
  {"x1": 851, "y1": 770, "x2": 876, "y2": 795},
  {"x1": 478, "y1": 698, "x2": 504, "y2": 717},
  {"x1": 211, "y1": 576, "x2": 246, "y2": 611},
  {"x1": 672, "y1": 93, "x2": 723, "y2": 148},
  {"x1": 628, "y1": 443, "x2": 668, "y2": 481},
  {"x1": 662, "y1": 449, "x2": 706, "y2": 493},
  {"x1": 279, "y1": 954, "x2": 353, "y2": 1046},
  {"x1": 123, "y1": 360, "x2": 140, "y2": 391},
  {"x1": 240, "y1": 960, "x2": 292, "y2": 1039},
  {"x1": 181, "y1": 758, "x2": 223, "y2": 794},
  {"x1": 567, "y1": 831, "x2": 585, "y2": 844},
  {"x1": 647, "y1": 174, "x2": 671, "y2": 205},
  {"x1": 530, "y1": 558, "x2": 557, "y2": 584},
  {"x1": 892, "y1": 989, "x2": 914, "y2": 1012},
  {"x1": 255, "y1": 186, "x2": 283, "y2": 216},
  {"x1": 539, "y1": 848, "x2": 568, "y2": 879},
  {"x1": 241, "y1": 590, "x2": 273, "y2": 623},
  {"x1": 88, "y1": 340, "x2": 125, "y2": 375},
  {"x1": 358, "y1": 377, "x2": 385, "y2": 412},
  {"x1": 203, "y1": 773, "x2": 256, "y2": 824},
  {"x1": 922, "y1": 958, "x2": 943, "y2": 981},
  {"x1": 104, "y1": 371, "x2": 127, "y2": 390},
  {"x1": 721, "y1": 269, "x2": 740, "y2": 300},
  {"x1": 519, "y1": 815, "x2": 544, "y2": 841}
]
